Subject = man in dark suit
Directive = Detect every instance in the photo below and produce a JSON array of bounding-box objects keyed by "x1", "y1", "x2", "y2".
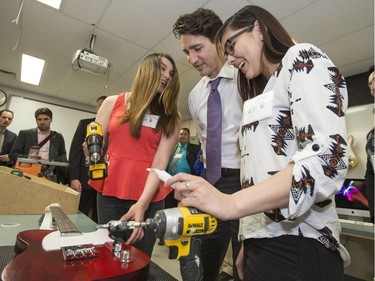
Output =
[
  {"x1": 0, "y1": 109, "x2": 17, "y2": 167},
  {"x1": 9, "y1": 107, "x2": 68, "y2": 183},
  {"x1": 68, "y1": 96, "x2": 107, "y2": 222},
  {"x1": 165, "y1": 127, "x2": 200, "y2": 208}
]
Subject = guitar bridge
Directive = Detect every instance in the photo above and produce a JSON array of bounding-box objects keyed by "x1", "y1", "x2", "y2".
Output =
[{"x1": 61, "y1": 244, "x2": 99, "y2": 261}]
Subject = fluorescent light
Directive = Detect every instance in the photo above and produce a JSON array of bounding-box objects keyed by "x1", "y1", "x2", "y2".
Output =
[
  {"x1": 37, "y1": 0, "x2": 62, "y2": 9},
  {"x1": 21, "y1": 54, "x2": 45, "y2": 85}
]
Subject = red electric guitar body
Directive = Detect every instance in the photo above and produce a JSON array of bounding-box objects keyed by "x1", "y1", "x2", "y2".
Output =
[{"x1": 2, "y1": 229, "x2": 150, "y2": 281}]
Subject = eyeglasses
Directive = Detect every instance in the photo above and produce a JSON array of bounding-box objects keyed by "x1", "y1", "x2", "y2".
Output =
[{"x1": 224, "y1": 25, "x2": 253, "y2": 57}]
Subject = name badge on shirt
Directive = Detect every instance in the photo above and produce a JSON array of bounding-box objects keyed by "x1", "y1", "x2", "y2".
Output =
[
  {"x1": 142, "y1": 113, "x2": 160, "y2": 128},
  {"x1": 174, "y1": 153, "x2": 183, "y2": 159},
  {"x1": 243, "y1": 90, "x2": 274, "y2": 125}
]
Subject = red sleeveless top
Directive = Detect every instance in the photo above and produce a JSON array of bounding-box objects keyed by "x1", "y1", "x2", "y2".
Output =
[{"x1": 89, "y1": 93, "x2": 171, "y2": 202}]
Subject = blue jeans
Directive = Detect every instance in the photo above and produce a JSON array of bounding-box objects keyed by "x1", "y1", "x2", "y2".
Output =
[{"x1": 97, "y1": 193, "x2": 164, "y2": 258}]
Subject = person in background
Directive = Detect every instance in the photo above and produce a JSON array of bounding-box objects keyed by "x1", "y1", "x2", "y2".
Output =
[
  {"x1": 165, "y1": 127, "x2": 200, "y2": 208},
  {"x1": 365, "y1": 65, "x2": 374, "y2": 223},
  {"x1": 68, "y1": 96, "x2": 107, "y2": 222},
  {"x1": 169, "y1": 5, "x2": 350, "y2": 281},
  {"x1": 0, "y1": 109, "x2": 17, "y2": 167},
  {"x1": 167, "y1": 128, "x2": 200, "y2": 176},
  {"x1": 88, "y1": 53, "x2": 180, "y2": 258},
  {"x1": 173, "y1": 8, "x2": 243, "y2": 281},
  {"x1": 9, "y1": 107, "x2": 68, "y2": 183}
]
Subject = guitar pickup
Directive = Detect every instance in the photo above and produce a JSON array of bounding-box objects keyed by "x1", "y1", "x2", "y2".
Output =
[{"x1": 61, "y1": 244, "x2": 98, "y2": 261}]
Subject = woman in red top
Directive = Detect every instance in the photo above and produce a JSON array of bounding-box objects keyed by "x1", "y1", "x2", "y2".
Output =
[{"x1": 91, "y1": 53, "x2": 180, "y2": 257}]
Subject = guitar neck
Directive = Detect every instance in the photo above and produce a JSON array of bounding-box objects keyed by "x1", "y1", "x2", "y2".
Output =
[{"x1": 49, "y1": 206, "x2": 82, "y2": 236}]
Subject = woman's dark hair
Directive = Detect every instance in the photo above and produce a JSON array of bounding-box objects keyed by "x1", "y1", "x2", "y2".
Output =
[{"x1": 217, "y1": 5, "x2": 295, "y2": 101}]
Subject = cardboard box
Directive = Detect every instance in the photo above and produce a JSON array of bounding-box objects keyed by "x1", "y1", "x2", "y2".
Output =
[{"x1": 0, "y1": 166, "x2": 80, "y2": 214}]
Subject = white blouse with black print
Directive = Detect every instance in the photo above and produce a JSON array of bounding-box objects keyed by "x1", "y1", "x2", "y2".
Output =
[{"x1": 239, "y1": 43, "x2": 350, "y2": 266}]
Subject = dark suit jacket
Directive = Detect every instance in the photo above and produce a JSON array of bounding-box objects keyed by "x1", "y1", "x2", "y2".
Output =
[
  {"x1": 68, "y1": 118, "x2": 94, "y2": 189},
  {"x1": 0, "y1": 129, "x2": 17, "y2": 167},
  {"x1": 186, "y1": 143, "x2": 200, "y2": 175},
  {"x1": 170, "y1": 142, "x2": 200, "y2": 176},
  {"x1": 9, "y1": 128, "x2": 67, "y2": 163}
]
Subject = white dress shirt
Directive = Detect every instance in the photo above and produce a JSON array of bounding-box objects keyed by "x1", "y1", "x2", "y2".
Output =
[{"x1": 188, "y1": 63, "x2": 243, "y2": 169}]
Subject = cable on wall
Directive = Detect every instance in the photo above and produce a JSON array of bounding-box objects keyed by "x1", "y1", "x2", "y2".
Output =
[{"x1": 11, "y1": 0, "x2": 25, "y2": 51}]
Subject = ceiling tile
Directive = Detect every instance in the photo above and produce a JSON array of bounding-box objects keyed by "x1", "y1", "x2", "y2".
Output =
[{"x1": 0, "y1": 0, "x2": 373, "y2": 121}]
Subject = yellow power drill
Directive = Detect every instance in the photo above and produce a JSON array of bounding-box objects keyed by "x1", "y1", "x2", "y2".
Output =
[
  {"x1": 85, "y1": 121, "x2": 107, "y2": 180},
  {"x1": 98, "y1": 207, "x2": 217, "y2": 281},
  {"x1": 98, "y1": 207, "x2": 217, "y2": 259}
]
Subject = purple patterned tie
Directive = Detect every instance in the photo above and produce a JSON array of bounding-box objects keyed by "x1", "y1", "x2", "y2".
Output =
[{"x1": 206, "y1": 77, "x2": 222, "y2": 185}]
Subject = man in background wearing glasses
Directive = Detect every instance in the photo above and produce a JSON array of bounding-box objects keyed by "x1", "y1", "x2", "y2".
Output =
[{"x1": 173, "y1": 8, "x2": 243, "y2": 281}]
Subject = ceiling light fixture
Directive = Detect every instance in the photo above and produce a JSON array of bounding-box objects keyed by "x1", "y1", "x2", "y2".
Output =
[
  {"x1": 21, "y1": 54, "x2": 45, "y2": 85},
  {"x1": 37, "y1": 0, "x2": 62, "y2": 10}
]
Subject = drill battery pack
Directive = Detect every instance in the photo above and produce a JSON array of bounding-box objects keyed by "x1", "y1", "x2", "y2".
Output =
[{"x1": 89, "y1": 161, "x2": 107, "y2": 180}]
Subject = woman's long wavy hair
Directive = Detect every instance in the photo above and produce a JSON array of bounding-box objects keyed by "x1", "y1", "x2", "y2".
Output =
[
  {"x1": 120, "y1": 53, "x2": 180, "y2": 138},
  {"x1": 216, "y1": 5, "x2": 295, "y2": 101}
]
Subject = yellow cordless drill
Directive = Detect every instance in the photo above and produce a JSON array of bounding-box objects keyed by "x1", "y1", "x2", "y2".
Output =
[
  {"x1": 98, "y1": 207, "x2": 217, "y2": 259},
  {"x1": 85, "y1": 121, "x2": 107, "y2": 180},
  {"x1": 98, "y1": 207, "x2": 217, "y2": 281}
]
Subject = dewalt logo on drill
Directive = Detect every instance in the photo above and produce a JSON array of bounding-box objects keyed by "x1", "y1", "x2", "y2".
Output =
[{"x1": 188, "y1": 223, "x2": 203, "y2": 228}]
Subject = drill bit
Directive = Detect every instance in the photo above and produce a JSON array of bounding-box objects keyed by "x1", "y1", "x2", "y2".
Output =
[{"x1": 97, "y1": 220, "x2": 148, "y2": 232}]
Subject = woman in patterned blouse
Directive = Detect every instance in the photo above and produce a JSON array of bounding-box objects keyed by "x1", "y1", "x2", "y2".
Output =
[{"x1": 168, "y1": 5, "x2": 350, "y2": 281}]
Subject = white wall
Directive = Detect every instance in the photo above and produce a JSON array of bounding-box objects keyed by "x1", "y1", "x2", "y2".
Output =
[
  {"x1": 345, "y1": 103, "x2": 374, "y2": 179},
  {"x1": 0, "y1": 86, "x2": 96, "y2": 155},
  {"x1": 6, "y1": 95, "x2": 95, "y2": 154}
]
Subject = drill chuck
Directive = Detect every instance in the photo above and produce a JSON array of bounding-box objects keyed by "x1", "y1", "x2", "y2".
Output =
[
  {"x1": 89, "y1": 151, "x2": 100, "y2": 164},
  {"x1": 86, "y1": 133, "x2": 102, "y2": 163}
]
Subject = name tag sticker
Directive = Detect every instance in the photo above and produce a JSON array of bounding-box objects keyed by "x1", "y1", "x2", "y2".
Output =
[
  {"x1": 243, "y1": 90, "x2": 274, "y2": 125},
  {"x1": 174, "y1": 153, "x2": 183, "y2": 159},
  {"x1": 142, "y1": 114, "x2": 160, "y2": 128}
]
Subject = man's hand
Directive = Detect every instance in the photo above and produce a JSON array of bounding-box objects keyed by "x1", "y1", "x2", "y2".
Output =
[
  {"x1": 70, "y1": 179, "x2": 82, "y2": 192},
  {"x1": 0, "y1": 154, "x2": 10, "y2": 162}
]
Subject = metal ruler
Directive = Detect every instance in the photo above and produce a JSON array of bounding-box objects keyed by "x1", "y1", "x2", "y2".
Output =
[{"x1": 50, "y1": 206, "x2": 82, "y2": 236}]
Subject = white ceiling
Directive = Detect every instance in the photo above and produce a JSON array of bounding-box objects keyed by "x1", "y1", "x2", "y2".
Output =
[{"x1": 0, "y1": 0, "x2": 373, "y2": 120}]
